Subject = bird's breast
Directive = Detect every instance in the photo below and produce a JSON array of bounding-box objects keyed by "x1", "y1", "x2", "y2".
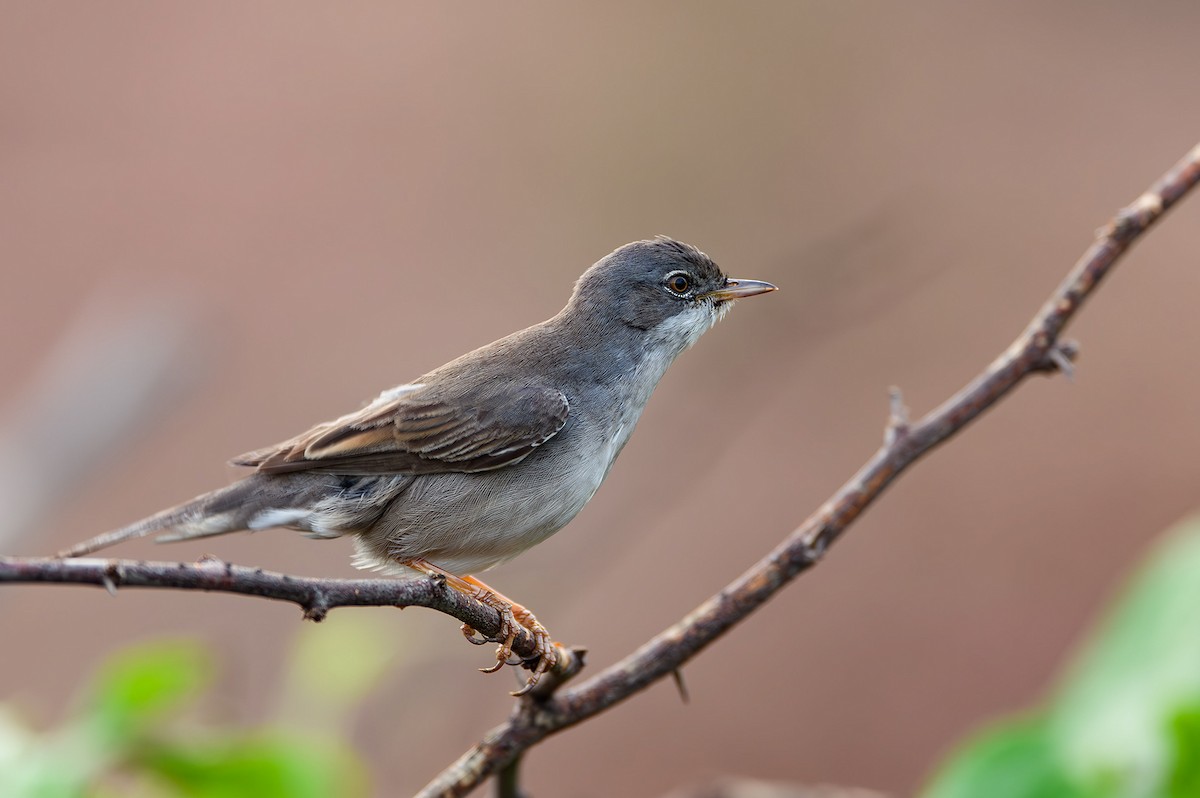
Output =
[{"x1": 353, "y1": 354, "x2": 665, "y2": 575}]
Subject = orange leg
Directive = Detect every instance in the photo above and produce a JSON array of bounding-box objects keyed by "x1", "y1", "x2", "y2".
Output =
[{"x1": 404, "y1": 558, "x2": 559, "y2": 696}]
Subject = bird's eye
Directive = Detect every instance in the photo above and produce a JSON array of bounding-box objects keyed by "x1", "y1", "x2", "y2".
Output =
[{"x1": 666, "y1": 272, "x2": 692, "y2": 295}]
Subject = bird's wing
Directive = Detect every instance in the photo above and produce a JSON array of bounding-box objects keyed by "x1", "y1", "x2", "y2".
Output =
[{"x1": 231, "y1": 383, "x2": 570, "y2": 475}]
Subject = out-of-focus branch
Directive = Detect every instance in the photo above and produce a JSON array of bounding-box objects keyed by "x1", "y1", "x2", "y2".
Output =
[
  {"x1": 0, "y1": 143, "x2": 1197, "y2": 797},
  {"x1": 0, "y1": 295, "x2": 206, "y2": 550},
  {"x1": 411, "y1": 144, "x2": 1200, "y2": 796}
]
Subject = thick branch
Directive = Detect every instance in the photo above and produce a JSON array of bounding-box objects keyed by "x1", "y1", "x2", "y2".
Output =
[{"x1": 414, "y1": 143, "x2": 1200, "y2": 796}]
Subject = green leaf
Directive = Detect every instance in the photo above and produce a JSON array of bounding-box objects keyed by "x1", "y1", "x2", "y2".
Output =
[
  {"x1": 923, "y1": 517, "x2": 1200, "y2": 797},
  {"x1": 1166, "y1": 702, "x2": 1200, "y2": 797},
  {"x1": 140, "y1": 735, "x2": 367, "y2": 798},
  {"x1": 921, "y1": 715, "x2": 1085, "y2": 798},
  {"x1": 87, "y1": 640, "x2": 211, "y2": 744},
  {"x1": 1048, "y1": 518, "x2": 1200, "y2": 792}
]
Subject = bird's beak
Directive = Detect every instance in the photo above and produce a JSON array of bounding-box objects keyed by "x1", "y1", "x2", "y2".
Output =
[{"x1": 700, "y1": 278, "x2": 778, "y2": 302}]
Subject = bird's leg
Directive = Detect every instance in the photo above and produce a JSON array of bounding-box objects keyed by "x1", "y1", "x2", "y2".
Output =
[
  {"x1": 405, "y1": 558, "x2": 559, "y2": 695},
  {"x1": 400, "y1": 559, "x2": 511, "y2": 653}
]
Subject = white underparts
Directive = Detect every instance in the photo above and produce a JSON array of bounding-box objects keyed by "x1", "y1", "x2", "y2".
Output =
[{"x1": 248, "y1": 507, "x2": 311, "y2": 530}]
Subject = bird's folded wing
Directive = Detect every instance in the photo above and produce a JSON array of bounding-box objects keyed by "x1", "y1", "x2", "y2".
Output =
[{"x1": 231, "y1": 384, "x2": 570, "y2": 475}]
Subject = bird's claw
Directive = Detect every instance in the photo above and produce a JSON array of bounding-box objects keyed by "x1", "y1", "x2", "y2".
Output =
[
  {"x1": 465, "y1": 601, "x2": 559, "y2": 694},
  {"x1": 507, "y1": 622, "x2": 558, "y2": 697},
  {"x1": 460, "y1": 623, "x2": 489, "y2": 646},
  {"x1": 478, "y1": 603, "x2": 522, "y2": 674},
  {"x1": 509, "y1": 648, "x2": 559, "y2": 696}
]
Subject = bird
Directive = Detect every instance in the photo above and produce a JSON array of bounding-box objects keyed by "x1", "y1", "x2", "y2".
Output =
[{"x1": 58, "y1": 238, "x2": 777, "y2": 694}]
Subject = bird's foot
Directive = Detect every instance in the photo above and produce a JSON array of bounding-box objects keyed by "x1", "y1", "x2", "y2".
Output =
[
  {"x1": 407, "y1": 559, "x2": 560, "y2": 695},
  {"x1": 461, "y1": 576, "x2": 559, "y2": 695},
  {"x1": 472, "y1": 597, "x2": 521, "y2": 674},
  {"x1": 504, "y1": 606, "x2": 558, "y2": 697}
]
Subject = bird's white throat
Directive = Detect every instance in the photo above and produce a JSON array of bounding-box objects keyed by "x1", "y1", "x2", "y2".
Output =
[
  {"x1": 644, "y1": 301, "x2": 727, "y2": 367},
  {"x1": 622, "y1": 301, "x2": 727, "y2": 410}
]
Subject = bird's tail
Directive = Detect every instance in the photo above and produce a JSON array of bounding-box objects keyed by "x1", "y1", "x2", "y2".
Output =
[{"x1": 56, "y1": 475, "x2": 286, "y2": 558}]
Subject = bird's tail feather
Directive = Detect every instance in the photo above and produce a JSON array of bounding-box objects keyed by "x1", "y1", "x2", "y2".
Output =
[{"x1": 56, "y1": 477, "x2": 279, "y2": 558}]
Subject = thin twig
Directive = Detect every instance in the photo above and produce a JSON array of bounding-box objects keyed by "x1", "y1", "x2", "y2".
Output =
[{"x1": 0, "y1": 143, "x2": 1197, "y2": 797}]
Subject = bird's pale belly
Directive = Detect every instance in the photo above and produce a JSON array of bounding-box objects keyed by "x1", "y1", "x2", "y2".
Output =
[{"x1": 347, "y1": 423, "x2": 623, "y2": 576}]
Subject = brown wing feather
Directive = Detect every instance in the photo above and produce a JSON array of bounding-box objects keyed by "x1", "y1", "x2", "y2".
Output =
[{"x1": 232, "y1": 384, "x2": 570, "y2": 476}]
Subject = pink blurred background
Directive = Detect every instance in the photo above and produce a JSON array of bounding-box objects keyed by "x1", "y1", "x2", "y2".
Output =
[{"x1": 2, "y1": 3, "x2": 1200, "y2": 795}]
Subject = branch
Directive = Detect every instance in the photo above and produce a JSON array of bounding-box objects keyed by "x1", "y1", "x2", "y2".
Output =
[
  {"x1": 1, "y1": 143, "x2": 1197, "y2": 796},
  {"x1": 413, "y1": 143, "x2": 1200, "y2": 796},
  {"x1": 0, "y1": 554, "x2": 583, "y2": 678}
]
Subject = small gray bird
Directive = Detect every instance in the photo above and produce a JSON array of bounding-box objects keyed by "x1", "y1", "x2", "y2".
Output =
[{"x1": 60, "y1": 238, "x2": 776, "y2": 693}]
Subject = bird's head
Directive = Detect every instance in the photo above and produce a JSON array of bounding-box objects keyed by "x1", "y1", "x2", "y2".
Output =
[{"x1": 566, "y1": 237, "x2": 776, "y2": 355}]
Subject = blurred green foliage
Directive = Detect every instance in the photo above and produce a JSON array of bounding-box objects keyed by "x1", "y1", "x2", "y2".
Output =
[
  {"x1": 0, "y1": 614, "x2": 398, "y2": 798},
  {"x1": 923, "y1": 517, "x2": 1200, "y2": 798}
]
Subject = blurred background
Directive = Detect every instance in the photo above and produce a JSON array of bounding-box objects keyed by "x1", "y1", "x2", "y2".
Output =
[{"x1": 2, "y1": 2, "x2": 1200, "y2": 796}]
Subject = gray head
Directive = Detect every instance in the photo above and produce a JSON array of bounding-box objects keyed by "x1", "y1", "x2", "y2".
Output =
[{"x1": 564, "y1": 238, "x2": 776, "y2": 356}]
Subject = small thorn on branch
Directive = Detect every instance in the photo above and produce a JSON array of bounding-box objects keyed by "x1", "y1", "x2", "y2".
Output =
[
  {"x1": 1034, "y1": 339, "x2": 1080, "y2": 380},
  {"x1": 1104, "y1": 191, "x2": 1166, "y2": 241},
  {"x1": 799, "y1": 523, "x2": 834, "y2": 561},
  {"x1": 303, "y1": 595, "x2": 330, "y2": 622},
  {"x1": 885, "y1": 386, "x2": 910, "y2": 445},
  {"x1": 671, "y1": 667, "x2": 690, "y2": 704},
  {"x1": 101, "y1": 562, "x2": 122, "y2": 596}
]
